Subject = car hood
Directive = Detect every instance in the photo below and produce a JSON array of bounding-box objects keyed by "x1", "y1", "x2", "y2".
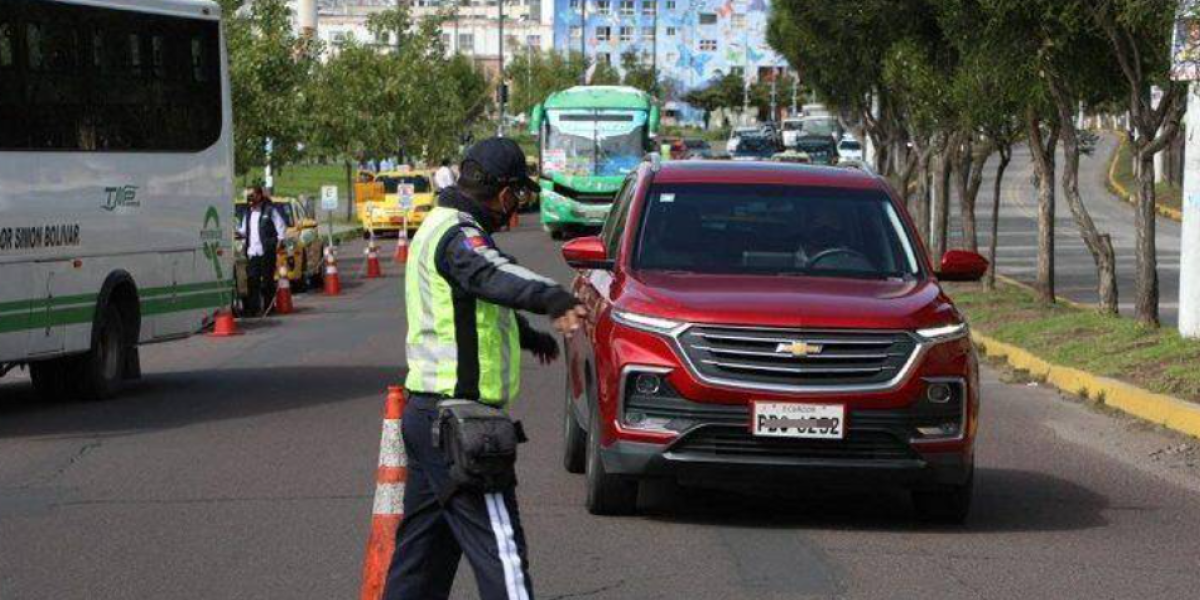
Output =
[{"x1": 618, "y1": 272, "x2": 957, "y2": 330}]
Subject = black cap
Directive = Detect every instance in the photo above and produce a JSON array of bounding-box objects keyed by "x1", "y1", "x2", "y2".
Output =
[{"x1": 462, "y1": 137, "x2": 539, "y2": 193}]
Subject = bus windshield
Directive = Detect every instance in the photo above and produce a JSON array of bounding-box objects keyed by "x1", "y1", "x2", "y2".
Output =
[{"x1": 542, "y1": 109, "x2": 647, "y2": 178}]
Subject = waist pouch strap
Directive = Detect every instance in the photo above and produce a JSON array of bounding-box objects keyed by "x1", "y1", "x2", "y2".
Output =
[{"x1": 433, "y1": 400, "x2": 527, "y2": 502}]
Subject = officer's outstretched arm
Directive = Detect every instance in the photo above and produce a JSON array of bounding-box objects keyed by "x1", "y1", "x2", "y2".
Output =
[{"x1": 437, "y1": 225, "x2": 578, "y2": 318}]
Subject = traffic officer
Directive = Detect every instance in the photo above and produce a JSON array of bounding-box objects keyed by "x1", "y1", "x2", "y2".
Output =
[
  {"x1": 383, "y1": 138, "x2": 587, "y2": 600},
  {"x1": 237, "y1": 186, "x2": 287, "y2": 317}
]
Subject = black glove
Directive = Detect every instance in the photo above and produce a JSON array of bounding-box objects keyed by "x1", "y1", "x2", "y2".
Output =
[{"x1": 527, "y1": 329, "x2": 559, "y2": 364}]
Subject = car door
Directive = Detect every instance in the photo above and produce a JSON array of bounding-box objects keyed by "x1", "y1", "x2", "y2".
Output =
[{"x1": 569, "y1": 173, "x2": 638, "y2": 429}]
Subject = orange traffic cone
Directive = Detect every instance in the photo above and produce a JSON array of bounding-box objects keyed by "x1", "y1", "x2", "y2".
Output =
[
  {"x1": 365, "y1": 238, "x2": 383, "y2": 279},
  {"x1": 274, "y1": 264, "x2": 294, "y2": 314},
  {"x1": 393, "y1": 230, "x2": 409, "y2": 264},
  {"x1": 210, "y1": 309, "x2": 242, "y2": 337},
  {"x1": 324, "y1": 247, "x2": 342, "y2": 296},
  {"x1": 508, "y1": 210, "x2": 520, "y2": 231},
  {"x1": 360, "y1": 386, "x2": 408, "y2": 600}
]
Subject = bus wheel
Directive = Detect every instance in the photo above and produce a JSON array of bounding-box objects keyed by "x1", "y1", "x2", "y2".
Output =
[
  {"x1": 29, "y1": 359, "x2": 74, "y2": 402},
  {"x1": 75, "y1": 304, "x2": 128, "y2": 401}
]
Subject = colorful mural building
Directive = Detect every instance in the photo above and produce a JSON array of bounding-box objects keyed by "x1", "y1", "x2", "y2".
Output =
[{"x1": 551, "y1": 0, "x2": 786, "y2": 93}]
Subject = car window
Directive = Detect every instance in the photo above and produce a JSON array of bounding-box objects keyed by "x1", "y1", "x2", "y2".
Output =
[
  {"x1": 602, "y1": 174, "x2": 637, "y2": 257},
  {"x1": 634, "y1": 183, "x2": 919, "y2": 280}
]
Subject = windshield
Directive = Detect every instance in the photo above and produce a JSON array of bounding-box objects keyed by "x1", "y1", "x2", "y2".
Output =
[
  {"x1": 840, "y1": 140, "x2": 862, "y2": 151},
  {"x1": 783, "y1": 121, "x2": 803, "y2": 131},
  {"x1": 378, "y1": 176, "x2": 431, "y2": 194},
  {"x1": 802, "y1": 118, "x2": 838, "y2": 137},
  {"x1": 733, "y1": 138, "x2": 775, "y2": 156},
  {"x1": 542, "y1": 109, "x2": 648, "y2": 177},
  {"x1": 635, "y1": 184, "x2": 920, "y2": 280}
]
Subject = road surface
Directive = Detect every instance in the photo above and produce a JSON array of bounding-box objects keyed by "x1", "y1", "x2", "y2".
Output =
[
  {"x1": 4, "y1": 228, "x2": 1200, "y2": 599},
  {"x1": 973, "y1": 132, "x2": 1182, "y2": 324}
]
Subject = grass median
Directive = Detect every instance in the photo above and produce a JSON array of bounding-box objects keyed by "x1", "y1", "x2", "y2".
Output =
[
  {"x1": 1109, "y1": 134, "x2": 1182, "y2": 213},
  {"x1": 946, "y1": 282, "x2": 1200, "y2": 403}
]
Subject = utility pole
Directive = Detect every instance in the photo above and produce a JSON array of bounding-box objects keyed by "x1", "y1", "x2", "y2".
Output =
[
  {"x1": 769, "y1": 71, "x2": 777, "y2": 123},
  {"x1": 651, "y1": 0, "x2": 658, "y2": 96},
  {"x1": 790, "y1": 70, "x2": 798, "y2": 117},
  {"x1": 498, "y1": 0, "x2": 506, "y2": 136},
  {"x1": 579, "y1": 0, "x2": 587, "y2": 84}
]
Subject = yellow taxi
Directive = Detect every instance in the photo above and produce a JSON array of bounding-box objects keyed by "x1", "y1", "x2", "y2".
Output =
[
  {"x1": 360, "y1": 170, "x2": 436, "y2": 237},
  {"x1": 235, "y1": 196, "x2": 326, "y2": 296}
]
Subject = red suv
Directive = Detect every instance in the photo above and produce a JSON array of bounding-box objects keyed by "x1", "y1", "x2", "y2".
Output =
[{"x1": 559, "y1": 161, "x2": 988, "y2": 523}]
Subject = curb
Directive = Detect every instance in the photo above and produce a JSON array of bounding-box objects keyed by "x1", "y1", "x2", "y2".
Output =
[
  {"x1": 971, "y1": 331, "x2": 1200, "y2": 440},
  {"x1": 1106, "y1": 134, "x2": 1183, "y2": 222}
]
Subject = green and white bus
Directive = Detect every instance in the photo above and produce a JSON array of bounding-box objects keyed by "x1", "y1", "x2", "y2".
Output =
[
  {"x1": 529, "y1": 86, "x2": 659, "y2": 239},
  {"x1": 0, "y1": 0, "x2": 234, "y2": 400}
]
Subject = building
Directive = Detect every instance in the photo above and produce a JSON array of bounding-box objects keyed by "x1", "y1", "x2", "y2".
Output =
[
  {"x1": 290, "y1": 0, "x2": 554, "y2": 78},
  {"x1": 551, "y1": 0, "x2": 785, "y2": 94}
]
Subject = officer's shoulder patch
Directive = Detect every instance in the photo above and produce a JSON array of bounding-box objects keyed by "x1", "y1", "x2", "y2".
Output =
[{"x1": 459, "y1": 226, "x2": 490, "y2": 251}]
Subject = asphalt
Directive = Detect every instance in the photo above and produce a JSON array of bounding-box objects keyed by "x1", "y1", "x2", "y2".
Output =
[
  {"x1": 3, "y1": 225, "x2": 1200, "y2": 599},
  {"x1": 973, "y1": 132, "x2": 1183, "y2": 324}
]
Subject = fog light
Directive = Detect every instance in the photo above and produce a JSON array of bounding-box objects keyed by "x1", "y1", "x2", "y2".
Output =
[
  {"x1": 635, "y1": 374, "x2": 662, "y2": 395},
  {"x1": 917, "y1": 422, "x2": 961, "y2": 437},
  {"x1": 926, "y1": 383, "x2": 953, "y2": 404}
]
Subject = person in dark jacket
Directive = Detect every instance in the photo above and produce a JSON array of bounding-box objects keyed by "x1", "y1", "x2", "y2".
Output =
[{"x1": 237, "y1": 186, "x2": 287, "y2": 317}]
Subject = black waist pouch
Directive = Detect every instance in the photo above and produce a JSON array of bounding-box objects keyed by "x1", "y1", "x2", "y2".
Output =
[{"x1": 433, "y1": 400, "x2": 528, "y2": 496}]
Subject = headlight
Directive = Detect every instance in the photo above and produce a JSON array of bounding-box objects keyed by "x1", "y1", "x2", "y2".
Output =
[
  {"x1": 612, "y1": 311, "x2": 686, "y2": 335},
  {"x1": 916, "y1": 322, "x2": 968, "y2": 343}
]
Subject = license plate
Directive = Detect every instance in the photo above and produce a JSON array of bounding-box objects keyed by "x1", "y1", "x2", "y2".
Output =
[{"x1": 751, "y1": 402, "x2": 845, "y2": 440}]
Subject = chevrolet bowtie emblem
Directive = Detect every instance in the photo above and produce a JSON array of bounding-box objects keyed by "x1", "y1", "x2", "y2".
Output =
[{"x1": 777, "y1": 341, "x2": 823, "y2": 357}]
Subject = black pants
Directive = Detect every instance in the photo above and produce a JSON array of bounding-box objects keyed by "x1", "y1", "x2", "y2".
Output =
[
  {"x1": 382, "y1": 393, "x2": 534, "y2": 600},
  {"x1": 245, "y1": 253, "x2": 277, "y2": 317}
]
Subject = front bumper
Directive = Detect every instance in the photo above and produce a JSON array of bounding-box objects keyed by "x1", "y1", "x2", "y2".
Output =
[
  {"x1": 601, "y1": 432, "x2": 972, "y2": 491},
  {"x1": 539, "y1": 190, "x2": 612, "y2": 227}
]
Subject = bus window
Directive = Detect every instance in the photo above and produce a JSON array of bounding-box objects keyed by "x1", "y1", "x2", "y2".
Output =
[{"x1": 0, "y1": 0, "x2": 222, "y2": 152}]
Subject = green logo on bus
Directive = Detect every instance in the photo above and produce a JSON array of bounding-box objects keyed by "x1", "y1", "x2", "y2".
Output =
[{"x1": 201, "y1": 206, "x2": 224, "y2": 280}]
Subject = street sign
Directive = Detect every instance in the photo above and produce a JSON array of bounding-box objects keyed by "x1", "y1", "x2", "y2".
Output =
[
  {"x1": 399, "y1": 183, "x2": 415, "y2": 210},
  {"x1": 321, "y1": 185, "x2": 339, "y2": 211}
]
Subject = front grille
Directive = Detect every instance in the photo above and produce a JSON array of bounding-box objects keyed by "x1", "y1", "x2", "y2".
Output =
[
  {"x1": 551, "y1": 183, "x2": 615, "y2": 204},
  {"x1": 677, "y1": 326, "x2": 919, "y2": 389},
  {"x1": 668, "y1": 426, "x2": 920, "y2": 462}
]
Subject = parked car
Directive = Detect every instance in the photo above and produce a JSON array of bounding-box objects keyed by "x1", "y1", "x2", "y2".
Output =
[
  {"x1": 726, "y1": 126, "x2": 763, "y2": 154},
  {"x1": 361, "y1": 170, "x2": 435, "y2": 236},
  {"x1": 233, "y1": 196, "x2": 325, "y2": 304},
  {"x1": 794, "y1": 135, "x2": 839, "y2": 165},
  {"x1": 681, "y1": 138, "x2": 713, "y2": 159},
  {"x1": 838, "y1": 136, "x2": 865, "y2": 162},
  {"x1": 729, "y1": 135, "x2": 778, "y2": 161},
  {"x1": 559, "y1": 160, "x2": 988, "y2": 522},
  {"x1": 781, "y1": 118, "x2": 805, "y2": 148}
]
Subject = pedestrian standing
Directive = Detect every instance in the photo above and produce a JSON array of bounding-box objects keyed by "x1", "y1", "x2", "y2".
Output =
[
  {"x1": 382, "y1": 139, "x2": 587, "y2": 600},
  {"x1": 434, "y1": 158, "x2": 457, "y2": 191},
  {"x1": 237, "y1": 186, "x2": 287, "y2": 317}
]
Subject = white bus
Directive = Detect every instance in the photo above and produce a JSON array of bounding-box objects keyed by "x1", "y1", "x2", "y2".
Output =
[{"x1": 0, "y1": 0, "x2": 234, "y2": 400}]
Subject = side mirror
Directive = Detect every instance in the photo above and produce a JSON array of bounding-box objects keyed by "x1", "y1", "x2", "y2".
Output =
[
  {"x1": 561, "y1": 236, "x2": 613, "y2": 270},
  {"x1": 937, "y1": 250, "x2": 989, "y2": 282}
]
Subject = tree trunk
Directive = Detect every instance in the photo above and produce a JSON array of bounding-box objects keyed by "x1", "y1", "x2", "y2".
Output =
[
  {"x1": 344, "y1": 160, "x2": 355, "y2": 223},
  {"x1": 985, "y1": 146, "x2": 1011, "y2": 292},
  {"x1": 956, "y1": 137, "x2": 991, "y2": 254},
  {"x1": 931, "y1": 142, "x2": 953, "y2": 263},
  {"x1": 1132, "y1": 145, "x2": 1159, "y2": 326},
  {"x1": 913, "y1": 143, "x2": 933, "y2": 247},
  {"x1": 1027, "y1": 112, "x2": 1058, "y2": 305},
  {"x1": 1051, "y1": 86, "x2": 1119, "y2": 315}
]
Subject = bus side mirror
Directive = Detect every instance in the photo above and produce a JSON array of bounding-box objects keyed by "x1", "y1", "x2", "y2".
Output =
[{"x1": 529, "y1": 104, "x2": 545, "y2": 136}]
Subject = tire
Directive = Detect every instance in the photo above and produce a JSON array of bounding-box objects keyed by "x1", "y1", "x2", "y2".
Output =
[
  {"x1": 562, "y1": 375, "x2": 586, "y2": 474},
  {"x1": 546, "y1": 225, "x2": 564, "y2": 240},
  {"x1": 585, "y1": 402, "x2": 638, "y2": 516},
  {"x1": 29, "y1": 358, "x2": 74, "y2": 402},
  {"x1": 913, "y1": 470, "x2": 973, "y2": 525},
  {"x1": 74, "y1": 303, "x2": 128, "y2": 402}
]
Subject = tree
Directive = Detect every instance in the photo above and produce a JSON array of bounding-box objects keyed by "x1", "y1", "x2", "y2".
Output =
[
  {"x1": 221, "y1": 0, "x2": 319, "y2": 176},
  {"x1": 1083, "y1": 0, "x2": 1187, "y2": 326},
  {"x1": 506, "y1": 50, "x2": 587, "y2": 117},
  {"x1": 620, "y1": 50, "x2": 658, "y2": 94}
]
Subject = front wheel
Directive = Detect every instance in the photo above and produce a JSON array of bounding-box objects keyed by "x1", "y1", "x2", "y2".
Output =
[
  {"x1": 585, "y1": 403, "x2": 638, "y2": 516},
  {"x1": 544, "y1": 224, "x2": 564, "y2": 240},
  {"x1": 74, "y1": 303, "x2": 128, "y2": 401},
  {"x1": 913, "y1": 470, "x2": 973, "y2": 525},
  {"x1": 562, "y1": 375, "x2": 586, "y2": 474}
]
